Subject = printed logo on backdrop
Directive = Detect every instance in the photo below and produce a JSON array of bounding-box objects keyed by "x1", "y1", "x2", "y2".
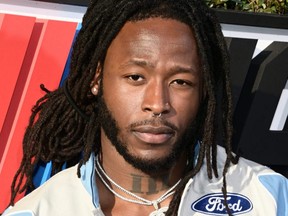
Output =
[{"x1": 191, "y1": 193, "x2": 253, "y2": 215}]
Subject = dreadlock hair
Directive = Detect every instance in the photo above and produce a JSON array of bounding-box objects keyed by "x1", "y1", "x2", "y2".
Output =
[{"x1": 9, "y1": 0, "x2": 239, "y2": 215}]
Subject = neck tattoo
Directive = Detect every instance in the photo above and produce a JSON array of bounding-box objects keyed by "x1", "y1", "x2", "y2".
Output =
[{"x1": 95, "y1": 155, "x2": 181, "y2": 216}]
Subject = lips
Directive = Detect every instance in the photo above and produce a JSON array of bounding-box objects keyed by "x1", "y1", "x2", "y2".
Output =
[{"x1": 132, "y1": 125, "x2": 175, "y2": 144}]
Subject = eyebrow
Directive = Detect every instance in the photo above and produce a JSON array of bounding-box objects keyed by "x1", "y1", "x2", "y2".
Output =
[
  {"x1": 168, "y1": 65, "x2": 198, "y2": 75},
  {"x1": 119, "y1": 59, "x2": 198, "y2": 75},
  {"x1": 119, "y1": 59, "x2": 155, "y2": 69}
]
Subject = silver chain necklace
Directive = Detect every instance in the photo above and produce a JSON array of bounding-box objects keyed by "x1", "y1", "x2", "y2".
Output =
[{"x1": 95, "y1": 155, "x2": 181, "y2": 216}]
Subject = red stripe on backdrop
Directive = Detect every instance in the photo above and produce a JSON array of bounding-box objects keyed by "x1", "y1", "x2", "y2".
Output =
[
  {"x1": 0, "y1": 14, "x2": 36, "y2": 158},
  {"x1": 0, "y1": 17, "x2": 77, "y2": 212}
]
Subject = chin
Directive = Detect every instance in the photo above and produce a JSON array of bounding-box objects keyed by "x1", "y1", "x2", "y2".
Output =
[{"x1": 122, "y1": 148, "x2": 179, "y2": 174}]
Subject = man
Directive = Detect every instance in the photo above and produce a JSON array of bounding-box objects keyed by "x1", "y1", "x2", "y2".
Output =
[{"x1": 3, "y1": 0, "x2": 288, "y2": 215}]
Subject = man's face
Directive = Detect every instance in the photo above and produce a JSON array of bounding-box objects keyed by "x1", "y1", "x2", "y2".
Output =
[{"x1": 98, "y1": 18, "x2": 201, "y2": 173}]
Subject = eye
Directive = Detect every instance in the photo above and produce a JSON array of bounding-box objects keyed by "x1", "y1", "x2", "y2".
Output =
[
  {"x1": 171, "y1": 79, "x2": 193, "y2": 86},
  {"x1": 124, "y1": 74, "x2": 145, "y2": 86},
  {"x1": 127, "y1": 74, "x2": 144, "y2": 81}
]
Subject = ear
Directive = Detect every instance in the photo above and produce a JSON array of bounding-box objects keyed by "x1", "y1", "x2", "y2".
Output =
[{"x1": 90, "y1": 64, "x2": 101, "y2": 96}]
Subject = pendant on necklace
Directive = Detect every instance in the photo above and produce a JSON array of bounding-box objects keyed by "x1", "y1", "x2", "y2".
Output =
[{"x1": 149, "y1": 206, "x2": 168, "y2": 216}]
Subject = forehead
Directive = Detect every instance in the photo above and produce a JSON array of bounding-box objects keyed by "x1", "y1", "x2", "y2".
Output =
[
  {"x1": 105, "y1": 18, "x2": 199, "y2": 66},
  {"x1": 112, "y1": 17, "x2": 196, "y2": 46}
]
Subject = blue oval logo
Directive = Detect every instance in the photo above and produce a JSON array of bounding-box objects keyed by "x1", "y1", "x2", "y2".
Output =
[{"x1": 191, "y1": 193, "x2": 253, "y2": 215}]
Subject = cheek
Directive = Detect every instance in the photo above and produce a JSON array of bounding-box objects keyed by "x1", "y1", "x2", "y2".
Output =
[
  {"x1": 173, "y1": 92, "x2": 200, "y2": 128},
  {"x1": 103, "y1": 83, "x2": 142, "y2": 124}
]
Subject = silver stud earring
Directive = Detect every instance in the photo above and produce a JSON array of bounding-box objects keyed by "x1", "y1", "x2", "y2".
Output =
[{"x1": 91, "y1": 87, "x2": 98, "y2": 95}]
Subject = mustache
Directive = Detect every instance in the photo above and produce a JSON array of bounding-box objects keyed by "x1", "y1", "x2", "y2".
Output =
[{"x1": 128, "y1": 118, "x2": 178, "y2": 131}]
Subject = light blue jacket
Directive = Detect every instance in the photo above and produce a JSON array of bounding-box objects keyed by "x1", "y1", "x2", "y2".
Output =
[{"x1": 3, "y1": 147, "x2": 288, "y2": 216}]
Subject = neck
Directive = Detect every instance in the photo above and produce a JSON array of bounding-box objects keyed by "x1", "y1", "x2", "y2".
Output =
[
  {"x1": 96, "y1": 133, "x2": 188, "y2": 215},
  {"x1": 98, "y1": 158, "x2": 184, "y2": 198},
  {"x1": 98, "y1": 134, "x2": 187, "y2": 200}
]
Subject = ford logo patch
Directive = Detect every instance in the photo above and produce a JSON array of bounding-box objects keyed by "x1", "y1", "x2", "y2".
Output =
[{"x1": 191, "y1": 193, "x2": 253, "y2": 215}]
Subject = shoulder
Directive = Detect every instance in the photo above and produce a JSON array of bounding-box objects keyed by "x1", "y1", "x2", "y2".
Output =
[
  {"x1": 2, "y1": 165, "x2": 92, "y2": 216},
  {"x1": 228, "y1": 147, "x2": 288, "y2": 215},
  {"x1": 237, "y1": 154, "x2": 288, "y2": 215},
  {"x1": 218, "y1": 146, "x2": 288, "y2": 195},
  {"x1": 178, "y1": 145, "x2": 288, "y2": 215}
]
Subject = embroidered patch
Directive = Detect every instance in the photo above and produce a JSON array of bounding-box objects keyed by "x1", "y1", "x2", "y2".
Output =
[{"x1": 191, "y1": 193, "x2": 253, "y2": 215}]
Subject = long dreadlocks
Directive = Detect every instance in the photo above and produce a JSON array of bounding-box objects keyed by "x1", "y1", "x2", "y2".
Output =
[{"x1": 9, "y1": 0, "x2": 238, "y2": 215}]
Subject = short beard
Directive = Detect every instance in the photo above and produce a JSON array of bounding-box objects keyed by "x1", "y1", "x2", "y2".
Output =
[{"x1": 98, "y1": 97, "x2": 196, "y2": 174}]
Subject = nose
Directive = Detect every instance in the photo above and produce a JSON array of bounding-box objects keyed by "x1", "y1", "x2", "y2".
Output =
[{"x1": 141, "y1": 80, "x2": 171, "y2": 116}]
